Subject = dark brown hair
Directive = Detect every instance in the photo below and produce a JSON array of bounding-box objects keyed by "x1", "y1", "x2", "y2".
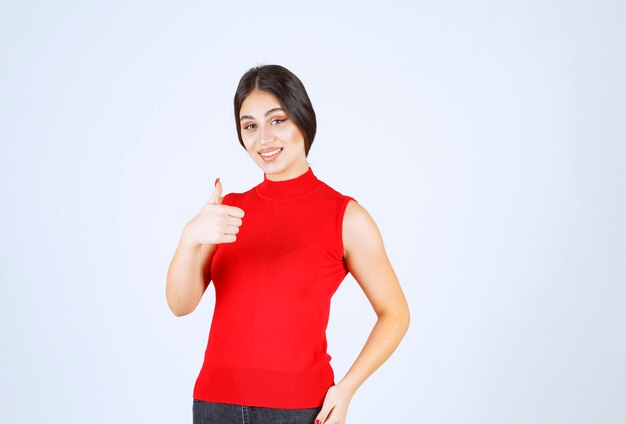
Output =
[{"x1": 234, "y1": 64, "x2": 317, "y2": 157}]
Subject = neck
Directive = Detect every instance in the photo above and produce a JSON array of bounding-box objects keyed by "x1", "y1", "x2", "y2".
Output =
[
  {"x1": 264, "y1": 162, "x2": 311, "y2": 182},
  {"x1": 256, "y1": 166, "x2": 321, "y2": 199}
]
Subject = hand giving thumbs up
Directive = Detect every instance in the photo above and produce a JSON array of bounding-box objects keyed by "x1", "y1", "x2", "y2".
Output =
[{"x1": 183, "y1": 178, "x2": 245, "y2": 246}]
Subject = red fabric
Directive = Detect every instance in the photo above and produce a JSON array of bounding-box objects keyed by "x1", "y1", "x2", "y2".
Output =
[{"x1": 193, "y1": 167, "x2": 357, "y2": 408}]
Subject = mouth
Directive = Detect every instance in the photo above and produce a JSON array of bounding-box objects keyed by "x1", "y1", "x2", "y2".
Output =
[{"x1": 258, "y1": 147, "x2": 283, "y2": 162}]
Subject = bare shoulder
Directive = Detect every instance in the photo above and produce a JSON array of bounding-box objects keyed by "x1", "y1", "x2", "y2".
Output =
[
  {"x1": 343, "y1": 199, "x2": 374, "y2": 229},
  {"x1": 342, "y1": 199, "x2": 384, "y2": 259}
]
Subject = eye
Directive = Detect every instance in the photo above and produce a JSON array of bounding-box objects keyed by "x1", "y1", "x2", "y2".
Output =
[
  {"x1": 271, "y1": 118, "x2": 287, "y2": 125},
  {"x1": 243, "y1": 123, "x2": 255, "y2": 130}
]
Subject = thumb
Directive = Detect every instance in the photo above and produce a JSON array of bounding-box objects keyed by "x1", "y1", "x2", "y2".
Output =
[{"x1": 208, "y1": 177, "x2": 222, "y2": 204}]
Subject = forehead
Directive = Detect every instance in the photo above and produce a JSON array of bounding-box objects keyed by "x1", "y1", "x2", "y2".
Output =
[{"x1": 240, "y1": 90, "x2": 281, "y2": 114}]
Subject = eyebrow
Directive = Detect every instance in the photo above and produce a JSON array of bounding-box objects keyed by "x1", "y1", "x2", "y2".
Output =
[{"x1": 239, "y1": 107, "x2": 285, "y2": 122}]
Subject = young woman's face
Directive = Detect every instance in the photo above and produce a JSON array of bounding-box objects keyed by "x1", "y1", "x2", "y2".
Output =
[{"x1": 239, "y1": 90, "x2": 308, "y2": 181}]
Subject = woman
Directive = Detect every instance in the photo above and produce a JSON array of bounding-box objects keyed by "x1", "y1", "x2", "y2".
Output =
[{"x1": 166, "y1": 64, "x2": 410, "y2": 424}]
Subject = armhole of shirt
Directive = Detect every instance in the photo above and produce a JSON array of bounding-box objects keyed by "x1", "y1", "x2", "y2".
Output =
[{"x1": 338, "y1": 195, "x2": 358, "y2": 262}]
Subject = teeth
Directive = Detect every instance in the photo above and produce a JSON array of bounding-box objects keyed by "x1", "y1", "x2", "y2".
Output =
[{"x1": 260, "y1": 148, "x2": 281, "y2": 157}]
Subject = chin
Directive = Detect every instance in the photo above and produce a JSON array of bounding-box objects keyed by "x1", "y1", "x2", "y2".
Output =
[
  {"x1": 254, "y1": 159, "x2": 281, "y2": 173},
  {"x1": 263, "y1": 164, "x2": 286, "y2": 175}
]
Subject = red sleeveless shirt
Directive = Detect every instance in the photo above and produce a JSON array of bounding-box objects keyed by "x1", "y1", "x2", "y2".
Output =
[{"x1": 192, "y1": 166, "x2": 357, "y2": 408}]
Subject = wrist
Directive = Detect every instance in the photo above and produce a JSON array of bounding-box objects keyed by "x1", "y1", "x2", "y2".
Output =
[
  {"x1": 335, "y1": 378, "x2": 359, "y2": 399},
  {"x1": 180, "y1": 225, "x2": 200, "y2": 249}
]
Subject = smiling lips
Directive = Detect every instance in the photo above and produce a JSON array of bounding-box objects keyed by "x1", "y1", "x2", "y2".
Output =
[{"x1": 259, "y1": 147, "x2": 283, "y2": 162}]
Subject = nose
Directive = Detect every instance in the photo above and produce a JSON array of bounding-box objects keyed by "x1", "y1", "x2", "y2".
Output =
[{"x1": 259, "y1": 123, "x2": 275, "y2": 145}]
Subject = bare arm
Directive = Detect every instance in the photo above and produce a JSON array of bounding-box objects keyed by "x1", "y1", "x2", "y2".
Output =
[
  {"x1": 337, "y1": 200, "x2": 410, "y2": 394},
  {"x1": 165, "y1": 228, "x2": 217, "y2": 317},
  {"x1": 165, "y1": 179, "x2": 245, "y2": 317},
  {"x1": 315, "y1": 200, "x2": 410, "y2": 424}
]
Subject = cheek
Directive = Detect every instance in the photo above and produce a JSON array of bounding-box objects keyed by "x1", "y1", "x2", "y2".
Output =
[
  {"x1": 241, "y1": 133, "x2": 255, "y2": 151},
  {"x1": 280, "y1": 125, "x2": 303, "y2": 143}
]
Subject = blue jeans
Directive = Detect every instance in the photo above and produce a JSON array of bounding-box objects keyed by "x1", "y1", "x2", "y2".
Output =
[{"x1": 192, "y1": 399, "x2": 323, "y2": 424}]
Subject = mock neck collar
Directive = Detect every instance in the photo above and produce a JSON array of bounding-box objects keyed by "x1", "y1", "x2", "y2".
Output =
[{"x1": 255, "y1": 166, "x2": 321, "y2": 199}]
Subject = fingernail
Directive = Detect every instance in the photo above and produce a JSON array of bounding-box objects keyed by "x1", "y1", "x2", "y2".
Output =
[
  {"x1": 215, "y1": 177, "x2": 220, "y2": 187},
  {"x1": 315, "y1": 420, "x2": 321, "y2": 424}
]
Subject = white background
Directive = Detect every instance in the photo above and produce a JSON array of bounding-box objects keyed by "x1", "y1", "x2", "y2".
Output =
[{"x1": 1, "y1": 1, "x2": 625, "y2": 423}]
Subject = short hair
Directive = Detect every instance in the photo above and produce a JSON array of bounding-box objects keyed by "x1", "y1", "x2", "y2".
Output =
[{"x1": 234, "y1": 64, "x2": 317, "y2": 157}]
